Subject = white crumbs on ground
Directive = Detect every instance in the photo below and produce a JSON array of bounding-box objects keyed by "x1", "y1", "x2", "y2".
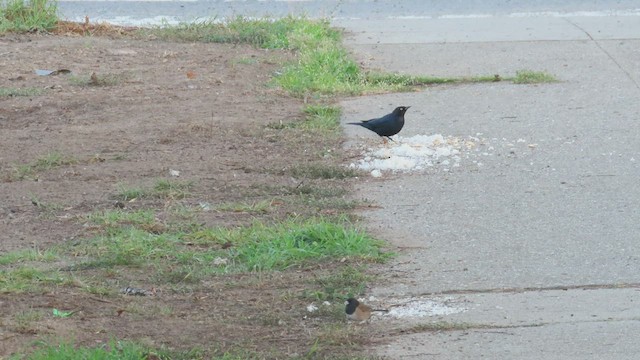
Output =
[
  {"x1": 350, "y1": 134, "x2": 483, "y2": 175},
  {"x1": 387, "y1": 297, "x2": 467, "y2": 318}
]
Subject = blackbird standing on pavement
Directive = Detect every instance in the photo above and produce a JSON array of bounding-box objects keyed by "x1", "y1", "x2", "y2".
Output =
[{"x1": 347, "y1": 106, "x2": 410, "y2": 143}]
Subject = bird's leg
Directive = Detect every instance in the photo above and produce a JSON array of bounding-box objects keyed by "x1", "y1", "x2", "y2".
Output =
[
  {"x1": 386, "y1": 136, "x2": 395, "y2": 143},
  {"x1": 382, "y1": 137, "x2": 388, "y2": 145}
]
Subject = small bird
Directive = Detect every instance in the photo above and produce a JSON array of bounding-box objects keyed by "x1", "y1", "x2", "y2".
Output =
[
  {"x1": 345, "y1": 298, "x2": 388, "y2": 321},
  {"x1": 347, "y1": 106, "x2": 410, "y2": 143}
]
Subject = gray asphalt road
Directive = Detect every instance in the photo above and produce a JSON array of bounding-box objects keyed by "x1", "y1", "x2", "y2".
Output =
[
  {"x1": 59, "y1": 0, "x2": 640, "y2": 25},
  {"x1": 337, "y1": 7, "x2": 640, "y2": 360}
]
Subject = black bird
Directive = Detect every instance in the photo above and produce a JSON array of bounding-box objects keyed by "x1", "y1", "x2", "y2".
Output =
[
  {"x1": 345, "y1": 298, "x2": 389, "y2": 321},
  {"x1": 347, "y1": 106, "x2": 410, "y2": 143}
]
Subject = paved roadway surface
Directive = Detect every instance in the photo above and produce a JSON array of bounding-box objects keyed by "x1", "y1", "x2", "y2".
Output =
[
  {"x1": 59, "y1": 1, "x2": 640, "y2": 358},
  {"x1": 59, "y1": 0, "x2": 640, "y2": 25},
  {"x1": 335, "y1": 4, "x2": 640, "y2": 360}
]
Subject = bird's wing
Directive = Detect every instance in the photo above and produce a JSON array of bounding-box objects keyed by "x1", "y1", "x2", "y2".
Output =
[{"x1": 364, "y1": 113, "x2": 393, "y2": 126}]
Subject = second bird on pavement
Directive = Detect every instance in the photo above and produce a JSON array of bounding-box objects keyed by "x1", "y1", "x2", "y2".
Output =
[
  {"x1": 347, "y1": 106, "x2": 410, "y2": 143},
  {"x1": 345, "y1": 298, "x2": 389, "y2": 321}
]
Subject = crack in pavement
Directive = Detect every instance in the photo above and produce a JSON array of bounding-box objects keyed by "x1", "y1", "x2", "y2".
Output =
[
  {"x1": 417, "y1": 282, "x2": 640, "y2": 296},
  {"x1": 563, "y1": 17, "x2": 640, "y2": 92}
]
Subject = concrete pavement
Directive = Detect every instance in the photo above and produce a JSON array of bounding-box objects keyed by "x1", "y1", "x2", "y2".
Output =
[{"x1": 336, "y1": 12, "x2": 640, "y2": 359}]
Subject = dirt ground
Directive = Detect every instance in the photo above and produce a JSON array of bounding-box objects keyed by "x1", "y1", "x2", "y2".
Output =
[{"x1": 0, "y1": 33, "x2": 388, "y2": 358}]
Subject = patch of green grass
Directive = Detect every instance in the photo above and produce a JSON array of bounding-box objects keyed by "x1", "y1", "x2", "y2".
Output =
[
  {"x1": 152, "y1": 179, "x2": 193, "y2": 199},
  {"x1": 10, "y1": 151, "x2": 77, "y2": 180},
  {"x1": 363, "y1": 72, "x2": 456, "y2": 88},
  {"x1": 290, "y1": 163, "x2": 359, "y2": 180},
  {"x1": 115, "y1": 183, "x2": 146, "y2": 201},
  {"x1": 114, "y1": 180, "x2": 193, "y2": 201},
  {"x1": 512, "y1": 70, "x2": 558, "y2": 84},
  {"x1": 34, "y1": 151, "x2": 76, "y2": 169},
  {"x1": 0, "y1": 248, "x2": 58, "y2": 266},
  {"x1": 10, "y1": 164, "x2": 35, "y2": 180},
  {"x1": 364, "y1": 72, "x2": 506, "y2": 88},
  {"x1": 68, "y1": 72, "x2": 127, "y2": 86},
  {"x1": 0, "y1": 0, "x2": 58, "y2": 34},
  {"x1": 0, "y1": 87, "x2": 44, "y2": 97},
  {"x1": 215, "y1": 199, "x2": 274, "y2": 214},
  {"x1": 275, "y1": 41, "x2": 361, "y2": 96},
  {"x1": 0, "y1": 266, "x2": 67, "y2": 293},
  {"x1": 299, "y1": 105, "x2": 341, "y2": 131},
  {"x1": 66, "y1": 212, "x2": 387, "y2": 284},
  {"x1": 234, "y1": 56, "x2": 259, "y2": 65},
  {"x1": 141, "y1": 16, "x2": 340, "y2": 50},
  {"x1": 71, "y1": 227, "x2": 173, "y2": 268},
  {"x1": 217, "y1": 218, "x2": 388, "y2": 271},
  {"x1": 267, "y1": 104, "x2": 341, "y2": 132},
  {"x1": 85, "y1": 208, "x2": 156, "y2": 229},
  {"x1": 25, "y1": 338, "x2": 217, "y2": 360}
]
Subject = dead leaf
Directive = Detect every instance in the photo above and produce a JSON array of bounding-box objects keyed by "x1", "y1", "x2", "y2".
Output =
[{"x1": 186, "y1": 71, "x2": 197, "y2": 79}]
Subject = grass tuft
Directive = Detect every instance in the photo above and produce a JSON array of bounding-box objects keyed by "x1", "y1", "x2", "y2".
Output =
[
  {"x1": 267, "y1": 104, "x2": 341, "y2": 133},
  {"x1": 152, "y1": 179, "x2": 193, "y2": 199},
  {"x1": 0, "y1": 87, "x2": 44, "y2": 97},
  {"x1": 34, "y1": 151, "x2": 76, "y2": 169},
  {"x1": 0, "y1": 249, "x2": 58, "y2": 266},
  {"x1": 215, "y1": 199, "x2": 274, "y2": 214},
  {"x1": 115, "y1": 183, "x2": 146, "y2": 201},
  {"x1": 227, "y1": 219, "x2": 388, "y2": 271},
  {"x1": 9, "y1": 151, "x2": 76, "y2": 180},
  {"x1": 0, "y1": 0, "x2": 58, "y2": 34},
  {"x1": 27, "y1": 338, "x2": 241, "y2": 360},
  {"x1": 0, "y1": 266, "x2": 67, "y2": 293},
  {"x1": 290, "y1": 163, "x2": 359, "y2": 179},
  {"x1": 114, "y1": 179, "x2": 193, "y2": 201},
  {"x1": 513, "y1": 70, "x2": 558, "y2": 84},
  {"x1": 86, "y1": 208, "x2": 157, "y2": 229},
  {"x1": 300, "y1": 105, "x2": 342, "y2": 131},
  {"x1": 141, "y1": 16, "x2": 340, "y2": 50},
  {"x1": 69, "y1": 72, "x2": 128, "y2": 86}
]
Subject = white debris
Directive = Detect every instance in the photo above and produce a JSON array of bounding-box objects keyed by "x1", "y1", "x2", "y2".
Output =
[
  {"x1": 349, "y1": 134, "x2": 465, "y2": 174},
  {"x1": 169, "y1": 169, "x2": 180, "y2": 177},
  {"x1": 322, "y1": 301, "x2": 331, "y2": 306},
  {"x1": 387, "y1": 297, "x2": 467, "y2": 318},
  {"x1": 306, "y1": 303, "x2": 318, "y2": 313}
]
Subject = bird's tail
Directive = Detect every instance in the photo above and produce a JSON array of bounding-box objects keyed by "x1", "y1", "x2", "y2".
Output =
[
  {"x1": 347, "y1": 122, "x2": 364, "y2": 126},
  {"x1": 372, "y1": 309, "x2": 389, "y2": 312}
]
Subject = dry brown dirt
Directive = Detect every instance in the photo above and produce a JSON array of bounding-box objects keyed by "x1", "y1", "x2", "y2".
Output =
[{"x1": 0, "y1": 34, "x2": 388, "y2": 358}]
